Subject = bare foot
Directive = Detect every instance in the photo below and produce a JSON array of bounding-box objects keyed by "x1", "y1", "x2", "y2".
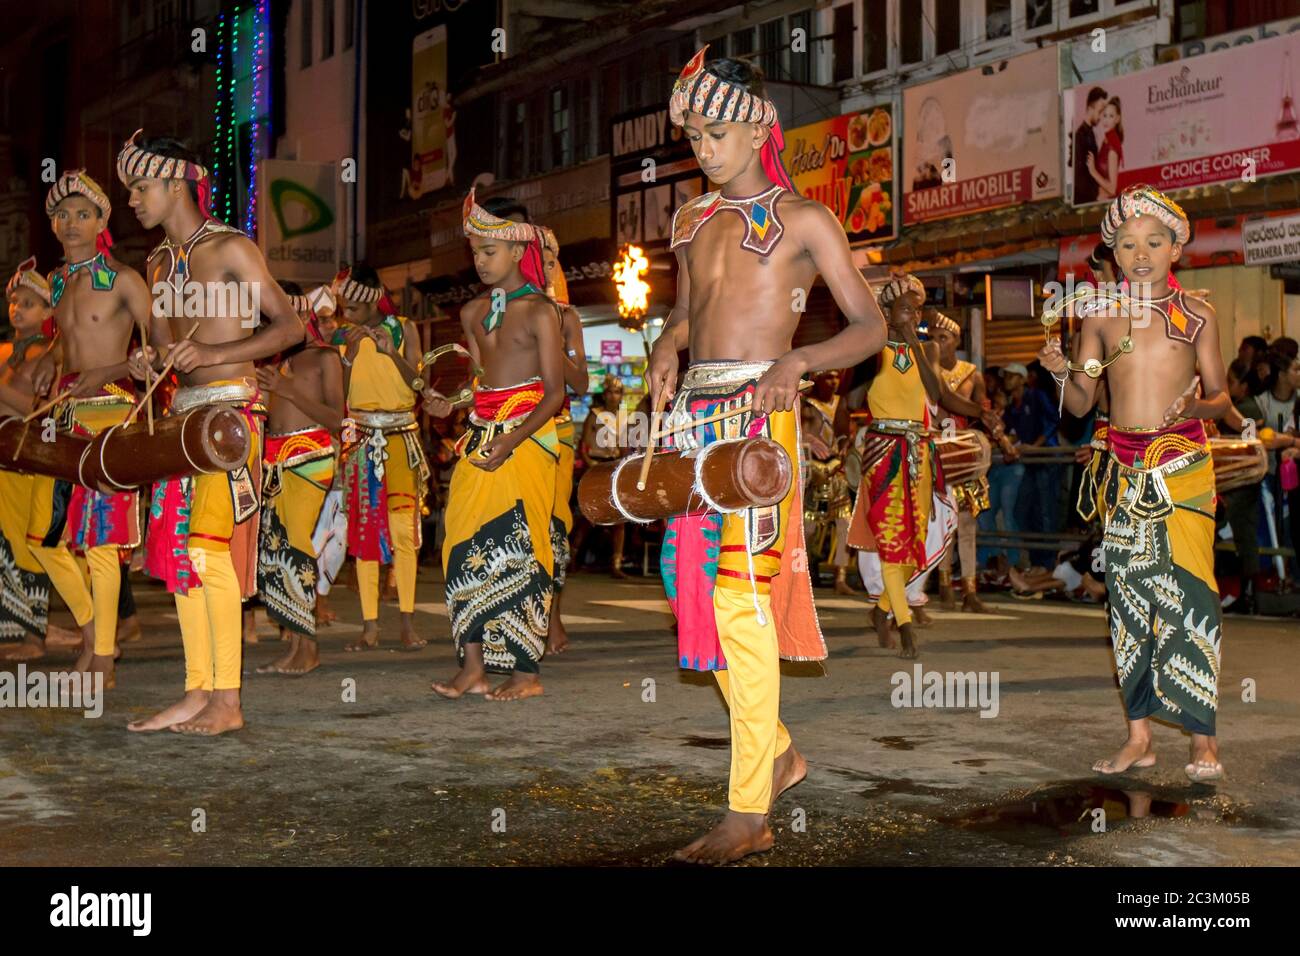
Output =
[
  {"x1": 1093, "y1": 738, "x2": 1156, "y2": 774},
  {"x1": 897, "y1": 623, "x2": 918, "y2": 660},
  {"x1": 672, "y1": 811, "x2": 773, "y2": 865},
  {"x1": 44, "y1": 623, "x2": 82, "y2": 648},
  {"x1": 0, "y1": 634, "x2": 45, "y2": 661},
  {"x1": 279, "y1": 638, "x2": 320, "y2": 676},
  {"x1": 833, "y1": 571, "x2": 856, "y2": 596},
  {"x1": 242, "y1": 609, "x2": 259, "y2": 646},
  {"x1": 73, "y1": 641, "x2": 94, "y2": 673},
  {"x1": 399, "y1": 614, "x2": 427, "y2": 651},
  {"x1": 939, "y1": 580, "x2": 957, "y2": 610},
  {"x1": 431, "y1": 666, "x2": 490, "y2": 699},
  {"x1": 611, "y1": 567, "x2": 628, "y2": 580},
  {"x1": 485, "y1": 673, "x2": 544, "y2": 701},
  {"x1": 314, "y1": 595, "x2": 338, "y2": 628},
  {"x1": 911, "y1": 605, "x2": 933, "y2": 628},
  {"x1": 547, "y1": 617, "x2": 569, "y2": 656},
  {"x1": 174, "y1": 690, "x2": 244, "y2": 736},
  {"x1": 128, "y1": 689, "x2": 210, "y2": 732},
  {"x1": 769, "y1": 745, "x2": 807, "y2": 811},
  {"x1": 345, "y1": 621, "x2": 379, "y2": 652},
  {"x1": 88, "y1": 654, "x2": 116, "y2": 690},
  {"x1": 117, "y1": 614, "x2": 142, "y2": 644},
  {"x1": 962, "y1": 590, "x2": 990, "y2": 613},
  {"x1": 256, "y1": 633, "x2": 300, "y2": 674},
  {"x1": 871, "y1": 606, "x2": 895, "y2": 648},
  {"x1": 1185, "y1": 735, "x2": 1222, "y2": 782}
]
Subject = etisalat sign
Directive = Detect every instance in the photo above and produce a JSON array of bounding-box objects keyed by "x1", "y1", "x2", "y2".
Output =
[{"x1": 257, "y1": 160, "x2": 342, "y2": 283}]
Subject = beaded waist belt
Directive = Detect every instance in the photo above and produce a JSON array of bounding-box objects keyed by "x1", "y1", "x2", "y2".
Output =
[
  {"x1": 681, "y1": 359, "x2": 774, "y2": 390},
  {"x1": 351, "y1": 409, "x2": 417, "y2": 433},
  {"x1": 172, "y1": 380, "x2": 259, "y2": 415}
]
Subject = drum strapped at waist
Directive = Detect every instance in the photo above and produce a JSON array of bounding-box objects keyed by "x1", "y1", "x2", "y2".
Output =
[{"x1": 172, "y1": 380, "x2": 260, "y2": 415}]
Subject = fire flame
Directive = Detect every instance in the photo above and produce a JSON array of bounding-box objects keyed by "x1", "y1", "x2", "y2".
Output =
[{"x1": 614, "y1": 244, "x2": 650, "y2": 321}]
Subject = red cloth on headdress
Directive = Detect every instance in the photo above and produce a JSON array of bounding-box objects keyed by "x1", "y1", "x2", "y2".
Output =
[
  {"x1": 520, "y1": 241, "x2": 547, "y2": 291},
  {"x1": 762, "y1": 119, "x2": 795, "y2": 193}
]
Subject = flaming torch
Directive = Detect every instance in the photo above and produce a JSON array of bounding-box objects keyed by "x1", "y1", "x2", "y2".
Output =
[{"x1": 613, "y1": 244, "x2": 650, "y2": 332}]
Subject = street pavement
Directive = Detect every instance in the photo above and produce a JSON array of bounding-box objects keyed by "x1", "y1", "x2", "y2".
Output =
[{"x1": 1, "y1": 567, "x2": 1298, "y2": 866}]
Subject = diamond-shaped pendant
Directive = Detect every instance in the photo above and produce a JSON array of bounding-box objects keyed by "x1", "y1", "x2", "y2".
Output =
[{"x1": 483, "y1": 309, "x2": 502, "y2": 333}]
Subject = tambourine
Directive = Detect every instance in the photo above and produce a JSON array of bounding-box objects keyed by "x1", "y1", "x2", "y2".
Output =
[
  {"x1": 419, "y1": 343, "x2": 480, "y2": 409},
  {"x1": 1040, "y1": 288, "x2": 1134, "y2": 379}
]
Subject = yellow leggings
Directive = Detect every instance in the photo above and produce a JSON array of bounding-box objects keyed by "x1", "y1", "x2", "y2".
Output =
[
  {"x1": 876, "y1": 562, "x2": 915, "y2": 626},
  {"x1": 712, "y1": 587, "x2": 792, "y2": 814},
  {"x1": 178, "y1": 459, "x2": 249, "y2": 692},
  {"x1": 356, "y1": 447, "x2": 420, "y2": 620},
  {"x1": 26, "y1": 475, "x2": 94, "y2": 629}
]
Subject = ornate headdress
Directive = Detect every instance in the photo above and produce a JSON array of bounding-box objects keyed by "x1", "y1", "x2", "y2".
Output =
[
  {"x1": 1100, "y1": 184, "x2": 1190, "y2": 248},
  {"x1": 332, "y1": 265, "x2": 382, "y2": 305},
  {"x1": 668, "y1": 46, "x2": 793, "y2": 192},
  {"x1": 929, "y1": 311, "x2": 960, "y2": 336},
  {"x1": 536, "y1": 225, "x2": 569, "y2": 304},
  {"x1": 6, "y1": 256, "x2": 51, "y2": 306},
  {"x1": 45, "y1": 170, "x2": 114, "y2": 254},
  {"x1": 115, "y1": 129, "x2": 213, "y2": 217},
  {"x1": 876, "y1": 274, "x2": 925, "y2": 308},
  {"x1": 307, "y1": 284, "x2": 337, "y2": 316},
  {"x1": 286, "y1": 293, "x2": 309, "y2": 314},
  {"x1": 461, "y1": 188, "x2": 547, "y2": 290}
]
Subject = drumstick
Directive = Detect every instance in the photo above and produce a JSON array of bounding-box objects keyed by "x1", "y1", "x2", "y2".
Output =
[
  {"x1": 13, "y1": 382, "x2": 76, "y2": 461},
  {"x1": 635, "y1": 380, "x2": 670, "y2": 492},
  {"x1": 136, "y1": 317, "x2": 155, "y2": 435},
  {"x1": 126, "y1": 320, "x2": 200, "y2": 427}
]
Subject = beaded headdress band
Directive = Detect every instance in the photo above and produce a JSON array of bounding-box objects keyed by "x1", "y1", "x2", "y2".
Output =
[{"x1": 1100, "y1": 184, "x2": 1190, "y2": 248}]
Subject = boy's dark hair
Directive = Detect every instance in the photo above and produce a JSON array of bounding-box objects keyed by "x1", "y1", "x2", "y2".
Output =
[
  {"x1": 1087, "y1": 241, "x2": 1116, "y2": 270},
  {"x1": 278, "y1": 279, "x2": 304, "y2": 296},
  {"x1": 1270, "y1": 336, "x2": 1299, "y2": 362},
  {"x1": 480, "y1": 196, "x2": 531, "y2": 223},
  {"x1": 1086, "y1": 87, "x2": 1108, "y2": 107},
  {"x1": 349, "y1": 263, "x2": 381, "y2": 287},
  {"x1": 704, "y1": 57, "x2": 766, "y2": 99},
  {"x1": 134, "y1": 137, "x2": 204, "y2": 205},
  {"x1": 1227, "y1": 359, "x2": 1250, "y2": 382},
  {"x1": 1242, "y1": 335, "x2": 1268, "y2": 354}
]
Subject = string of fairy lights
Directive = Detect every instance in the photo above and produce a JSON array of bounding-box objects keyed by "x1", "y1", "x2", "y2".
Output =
[{"x1": 211, "y1": 2, "x2": 270, "y2": 235}]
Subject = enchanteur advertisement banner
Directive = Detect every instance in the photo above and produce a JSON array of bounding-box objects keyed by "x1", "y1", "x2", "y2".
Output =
[
  {"x1": 1064, "y1": 31, "x2": 1300, "y2": 206},
  {"x1": 902, "y1": 46, "x2": 1061, "y2": 225}
]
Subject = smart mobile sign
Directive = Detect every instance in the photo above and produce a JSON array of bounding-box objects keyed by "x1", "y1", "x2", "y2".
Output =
[
  {"x1": 257, "y1": 160, "x2": 343, "y2": 283},
  {"x1": 902, "y1": 46, "x2": 1061, "y2": 225}
]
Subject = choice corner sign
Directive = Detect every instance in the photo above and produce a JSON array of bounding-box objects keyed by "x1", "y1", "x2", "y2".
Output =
[{"x1": 258, "y1": 160, "x2": 342, "y2": 282}]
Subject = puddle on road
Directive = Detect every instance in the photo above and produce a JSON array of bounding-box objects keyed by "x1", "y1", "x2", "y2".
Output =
[
  {"x1": 680, "y1": 736, "x2": 729, "y2": 749},
  {"x1": 942, "y1": 783, "x2": 1254, "y2": 843},
  {"x1": 874, "y1": 736, "x2": 918, "y2": 751}
]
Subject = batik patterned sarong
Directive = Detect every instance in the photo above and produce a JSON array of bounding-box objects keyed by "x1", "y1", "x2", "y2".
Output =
[
  {"x1": 443, "y1": 379, "x2": 558, "y2": 674},
  {"x1": 1100, "y1": 418, "x2": 1221, "y2": 735},
  {"x1": 257, "y1": 427, "x2": 336, "y2": 636},
  {"x1": 847, "y1": 419, "x2": 945, "y2": 568},
  {"x1": 657, "y1": 360, "x2": 824, "y2": 671},
  {"x1": 0, "y1": 472, "x2": 51, "y2": 641}
]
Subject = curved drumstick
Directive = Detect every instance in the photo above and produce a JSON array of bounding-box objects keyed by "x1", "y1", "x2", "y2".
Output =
[{"x1": 126, "y1": 320, "x2": 201, "y2": 427}]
